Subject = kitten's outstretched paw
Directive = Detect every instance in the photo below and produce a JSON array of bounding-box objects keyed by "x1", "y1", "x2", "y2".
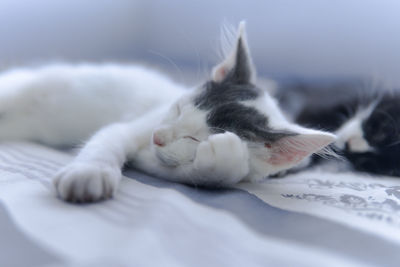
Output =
[
  {"x1": 53, "y1": 162, "x2": 121, "y2": 203},
  {"x1": 194, "y1": 132, "x2": 249, "y2": 185}
]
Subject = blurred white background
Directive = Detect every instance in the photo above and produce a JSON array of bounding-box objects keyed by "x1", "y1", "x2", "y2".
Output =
[{"x1": 0, "y1": 0, "x2": 399, "y2": 84}]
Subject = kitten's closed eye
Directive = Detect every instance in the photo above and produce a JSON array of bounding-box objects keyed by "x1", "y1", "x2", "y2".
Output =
[{"x1": 183, "y1": 136, "x2": 200, "y2": 142}]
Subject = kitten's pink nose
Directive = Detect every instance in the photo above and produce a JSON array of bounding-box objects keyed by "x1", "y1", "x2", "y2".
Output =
[{"x1": 153, "y1": 133, "x2": 165, "y2": 147}]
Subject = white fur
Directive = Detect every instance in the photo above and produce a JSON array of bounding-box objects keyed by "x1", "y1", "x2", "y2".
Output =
[
  {"x1": 0, "y1": 64, "x2": 183, "y2": 146},
  {"x1": 335, "y1": 103, "x2": 376, "y2": 152},
  {"x1": 0, "y1": 23, "x2": 335, "y2": 202}
]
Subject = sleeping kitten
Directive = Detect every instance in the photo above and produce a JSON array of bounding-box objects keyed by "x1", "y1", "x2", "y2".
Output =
[
  {"x1": 286, "y1": 81, "x2": 400, "y2": 176},
  {"x1": 0, "y1": 22, "x2": 335, "y2": 202}
]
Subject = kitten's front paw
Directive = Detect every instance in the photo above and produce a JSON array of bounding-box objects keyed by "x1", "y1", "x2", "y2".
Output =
[
  {"x1": 53, "y1": 162, "x2": 121, "y2": 203},
  {"x1": 194, "y1": 132, "x2": 249, "y2": 185}
]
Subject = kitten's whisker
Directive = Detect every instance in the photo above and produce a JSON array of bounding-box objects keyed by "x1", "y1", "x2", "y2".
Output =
[
  {"x1": 147, "y1": 49, "x2": 186, "y2": 85},
  {"x1": 177, "y1": 29, "x2": 204, "y2": 86},
  {"x1": 387, "y1": 139, "x2": 400, "y2": 147}
]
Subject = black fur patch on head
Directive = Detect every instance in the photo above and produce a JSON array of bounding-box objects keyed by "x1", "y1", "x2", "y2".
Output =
[
  {"x1": 206, "y1": 102, "x2": 294, "y2": 142},
  {"x1": 194, "y1": 81, "x2": 261, "y2": 110},
  {"x1": 194, "y1": 80, "x2": 294, "y2": 142}
]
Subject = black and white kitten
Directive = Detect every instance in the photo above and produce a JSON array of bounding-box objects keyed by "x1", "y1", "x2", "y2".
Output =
[
  {"x1": 0, "y1": 22, "x2": 335, "y2": 202},
  {"x1": 281, "y1": 81, "x2": 400, "y2": 176}
]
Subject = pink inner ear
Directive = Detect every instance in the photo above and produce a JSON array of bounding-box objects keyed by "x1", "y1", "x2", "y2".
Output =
[
  {"x1": 265, "y1": 133, "x2": 335, "y2": 166},
  {"x1": 219, "y1": 67, "x2": 226, "y2": 78},
  {"x1": 213, "y1": 66, "x2": 227, "y2": 82},
  {"x1": 267, "y1": 145, "x2": 309, "y2": 165}
]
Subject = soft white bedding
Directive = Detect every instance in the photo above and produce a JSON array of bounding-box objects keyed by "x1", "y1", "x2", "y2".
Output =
[{"x1": 1, "y1": 142, "x2": 399, "y2": 267}]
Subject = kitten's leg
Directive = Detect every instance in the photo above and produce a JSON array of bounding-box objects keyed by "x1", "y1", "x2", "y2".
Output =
[
  {"x1": 192, "y1": 132, "x2": 250, "y2": 186},
  {"x1": 53, "y1": 109, "x2": 160, "y2": 202},
  {"x1": 54, "y1": 123, "x2": 131, "y2": 202}
]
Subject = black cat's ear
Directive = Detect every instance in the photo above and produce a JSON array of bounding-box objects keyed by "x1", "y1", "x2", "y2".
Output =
[{"x1": 212, "y1": 21, "x2": 256, "y2": 84}]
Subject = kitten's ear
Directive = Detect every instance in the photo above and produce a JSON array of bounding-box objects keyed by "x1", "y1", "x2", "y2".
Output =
[
  {"x1": 266, "y1": 131, "x2": 336, "y2": 167},
  {"x1": 212, "y1": 21, "x2": 255, "y2": 84}
]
